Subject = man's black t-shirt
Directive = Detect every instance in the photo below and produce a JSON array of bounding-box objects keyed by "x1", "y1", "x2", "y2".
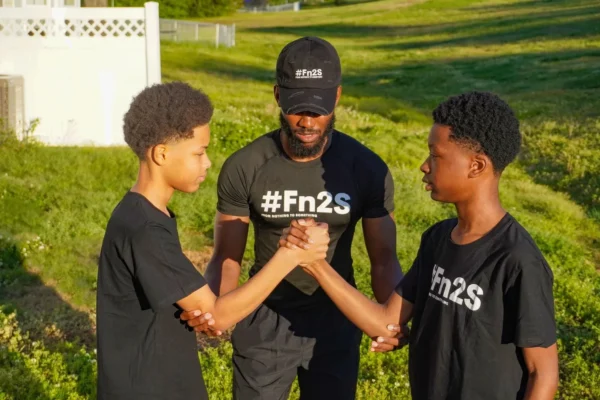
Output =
[
  {"x1": 96, "y1": 192, "x2": 208, "y2": 400},
  {"x1": 217, "y1": 129, "x2": 394, "y2": 310},
  {"x1": 396, "y1": 213, "x2": 556, "y2": 400}
]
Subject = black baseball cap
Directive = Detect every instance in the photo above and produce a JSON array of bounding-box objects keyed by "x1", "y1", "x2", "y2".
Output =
[{"x1": 276, "y1": 36, "x2": 342, "y2": 116}]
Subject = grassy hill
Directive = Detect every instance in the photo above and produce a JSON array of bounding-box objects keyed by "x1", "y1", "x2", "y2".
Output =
[{"x1": 1, "y1": 0, "x2": 599, "y2": 398}]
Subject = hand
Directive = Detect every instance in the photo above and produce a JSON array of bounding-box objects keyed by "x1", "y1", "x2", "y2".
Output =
[
  {"x1": 281, "y1": 219, "x2": 329, "y2": 265},
  {"x1": 279, "y1": 218, "x2": 316, "y2": 251},
  {"x1": 179, "y1": 310, "x2": 223, "y2": 336},
  {"x1": 370, "y1": 323, "x2": 410, "y2": 352}
]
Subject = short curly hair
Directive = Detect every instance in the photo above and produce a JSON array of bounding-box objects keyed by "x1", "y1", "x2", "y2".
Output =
[
  {"x1": 123, "y1": 81, "x2": 213, "y2": 159},
  {"x1": 432, "y1": 91, "x2": 521, "y2": 172}
]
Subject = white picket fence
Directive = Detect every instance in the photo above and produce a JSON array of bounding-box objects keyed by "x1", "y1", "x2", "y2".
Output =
[
  {"x1": 240, "y1": 1, "x2": 300, "y2": 12},
  {"x1": 159, "y1": 19, "x2": 235, "y2": 48},
  {"x1": 0, "y1": 2, "x2": 161, "y2": 145}
]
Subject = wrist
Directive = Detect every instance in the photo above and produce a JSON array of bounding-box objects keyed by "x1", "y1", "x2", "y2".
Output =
[
  {"x1": 277, "y1": 246, "x2": 303, "y2": 268},
  {"x1": 304, "y1": 259, "x2": 324, "y2": 275}
]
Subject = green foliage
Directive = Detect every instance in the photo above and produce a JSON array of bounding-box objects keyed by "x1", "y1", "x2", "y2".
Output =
[{"x1": 113, "y1": 0, "x2": 242, "y2": 18}]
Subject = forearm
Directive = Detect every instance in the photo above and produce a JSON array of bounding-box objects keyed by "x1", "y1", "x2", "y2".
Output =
[
  {"x1": 306, "y1": 260, "x2": 401, "y2": 338},
  {"x1": 524, "y1": 371, "x2": 558, "y2": 400},
  {"x1": 371, "y1": 258, "x2": 403, "y2": 304},
  {"x1": 210, "y1": 248, "x2": 298, "y2": 331},
  {"x1": 204, "y1": 258, "x2": 241, "y2": 296}
]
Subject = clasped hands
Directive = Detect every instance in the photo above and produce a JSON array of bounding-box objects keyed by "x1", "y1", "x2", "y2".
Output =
[
  {"x1": 180, "y1": 218, "x2": 406, "y2": 352},
  {"x1": 278, "y1": 218, "x2": 408, "y2": 352}
]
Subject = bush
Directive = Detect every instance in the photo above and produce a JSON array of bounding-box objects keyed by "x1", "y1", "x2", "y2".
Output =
[
  {"x1": 0, "y1": 309, "x2": 96, "y2": 400},
  {"x1": 112, "y1": 0, "x2": 242, "y2": 18}
]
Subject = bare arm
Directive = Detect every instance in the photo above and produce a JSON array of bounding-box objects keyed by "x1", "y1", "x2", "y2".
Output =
[
  {"x1": 303, "y1": 259, "x2": 413, "y2": 338},
  {"x1": 203, "y1": 212, "x2": 250, "y2": 296},
  {"x1": 522, "y1": 345, "x2": 559, "y2": 400},
  {"x1": 180, "y1": 224, "x2": 329, "y2": 332},
  {"x1": 363, "y1": 213, "x2": 403, "y2": 303}
]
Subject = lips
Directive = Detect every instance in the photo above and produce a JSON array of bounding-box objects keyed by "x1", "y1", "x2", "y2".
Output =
[
  {"x1": 294, "y1": 132, "x2": 320, "y2": 144},
  {"x1": 422, "y1": 177, "x2": 433, "y2": 191}
]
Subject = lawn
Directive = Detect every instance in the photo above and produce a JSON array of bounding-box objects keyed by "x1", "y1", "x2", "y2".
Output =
[{"x1": 0, "y1": 0, "x2": 599, "y2": 398}]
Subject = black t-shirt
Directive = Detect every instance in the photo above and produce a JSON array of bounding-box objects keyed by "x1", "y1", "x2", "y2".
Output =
[
  {"x1": 396, "y1": 213, "x2": 556, "y2": 400},
  {"x1": 217, "y1": 129, "x2": 394, "y2": 310},
  {"x1": 96, "y1": 192, "x2": 208, "y2": 400}
]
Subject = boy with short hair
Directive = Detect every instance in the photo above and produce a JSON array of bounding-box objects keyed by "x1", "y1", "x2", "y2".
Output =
[
  {"x1": 282, "y1": 91, "x2": 559, "y2": 399},
  {"x1": 96, "y1": 81, "x2": 330, "y2": 400}
]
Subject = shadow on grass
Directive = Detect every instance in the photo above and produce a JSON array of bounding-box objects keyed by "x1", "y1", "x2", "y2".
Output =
[
  {"x1": 0, "y1": 234, "x2": 96, "y2": 399},
  {"x1": 245, "y1": 1, "x2": 600, "y2": 43}
]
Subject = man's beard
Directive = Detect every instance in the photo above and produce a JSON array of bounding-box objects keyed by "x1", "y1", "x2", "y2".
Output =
[{"x1": 279, "y1": 112, "x2": 335, "y2": 158}]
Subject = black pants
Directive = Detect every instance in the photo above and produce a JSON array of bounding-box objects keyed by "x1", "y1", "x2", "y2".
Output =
[{"x1": 231, "y1": 302, "x2": 362, "y2": 400}]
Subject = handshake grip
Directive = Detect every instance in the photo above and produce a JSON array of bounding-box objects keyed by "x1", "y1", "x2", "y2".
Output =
[{"x1": 279, "y1": 218, "x2": 330, "y2": 266}]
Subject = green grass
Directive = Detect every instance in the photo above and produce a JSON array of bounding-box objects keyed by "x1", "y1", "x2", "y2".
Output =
[{"x1": 1, "y1": 0, "x2": 599, "y2": 398}]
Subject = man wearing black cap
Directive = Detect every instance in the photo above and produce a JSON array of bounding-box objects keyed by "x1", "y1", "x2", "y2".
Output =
[{"x1": 202, "y1": 36, "x2": 403, "y2": 399}]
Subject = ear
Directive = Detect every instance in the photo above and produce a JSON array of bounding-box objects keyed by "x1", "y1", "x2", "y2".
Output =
[
  {"x1": 150, "y1": 143, "x2": 169, "y2": 166},
  {"x1": 334, "y1": 86, "x2": 342, "y2": 107},
  {"x1": 468, "y1": 153, "x2": 489, "y2": 178},
  {"x1": 274, "y1": 85, "x2": 280, "y2": 105}
]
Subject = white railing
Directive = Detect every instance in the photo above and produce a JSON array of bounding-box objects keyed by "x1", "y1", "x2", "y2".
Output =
[
  {"x1": 159, "y1": 19, "x2": 235, "y2": 48},
  {"x1": 0, "y1": 2, "x2": 161, "y2": 145},
  {"x1": 0, "y1": 0, "x2": 81, "y2": 7},
  {"x1": 240, "y1": 1, "x2": 300, "y2": 12}
]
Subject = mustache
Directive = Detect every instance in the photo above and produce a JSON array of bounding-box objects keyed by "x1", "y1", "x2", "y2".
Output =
[{"x1": 293, "y1": 129, "x2": 321, "y2": 135}]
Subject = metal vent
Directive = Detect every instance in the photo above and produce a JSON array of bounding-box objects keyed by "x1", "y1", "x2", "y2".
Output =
[{"x1": 0, "y1": 75, "x2": 25, "y2": 138}]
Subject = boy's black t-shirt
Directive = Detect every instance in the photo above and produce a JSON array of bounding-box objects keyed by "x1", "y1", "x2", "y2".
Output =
[
  {"x1": 396, "y1": 213, "x2": 556, "y2": 400},
  {"x1": 96, "y1": 192, "x2": 208, "y2": 400},
  {"x1": 217, "y1": 129, "x2": 394, "y2": 311}
]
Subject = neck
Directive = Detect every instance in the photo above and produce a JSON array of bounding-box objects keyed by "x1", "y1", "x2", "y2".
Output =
[
  {"x1": 452, "y1": 184, "x2": 506, "y2": 242},
  {"x1": 279, "y1": 130, "x2": 328, "y2": 162},
  {"x1": 130, "y1": 161, "x2": 174, "y2": 216}
]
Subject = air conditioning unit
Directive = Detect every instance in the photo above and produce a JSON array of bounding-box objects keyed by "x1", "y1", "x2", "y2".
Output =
[{"x1": 0, "y1": 75, "x2": 25, "y2": 139}]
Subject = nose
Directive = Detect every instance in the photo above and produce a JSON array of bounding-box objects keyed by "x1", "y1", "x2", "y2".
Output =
[
  {"x1": 205, "y1": 154, "x2": 212, "y2": 170},
  {"x1": 296, "y1": 113, "x2": 317, "y2": 130},
  {"x1": 420, "y1": 158, "x2": 430, "y2": 174}
]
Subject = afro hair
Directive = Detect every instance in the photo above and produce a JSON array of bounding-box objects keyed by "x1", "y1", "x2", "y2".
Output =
[
  {"x1": 123, "y1": 81, "x2": 213, "y2": 159},
  {"x1": 432, "y1": 91, "x2": 521, "y2": 172}
]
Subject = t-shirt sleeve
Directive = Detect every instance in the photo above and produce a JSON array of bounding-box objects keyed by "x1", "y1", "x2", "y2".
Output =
[
  {"x1": 363, "y1": 162, "x2": 395, "y2": 219},
  {"x1": 506, "y1": 257, "x2": 557, "y2": 348},
  {"x1": 131, "y1": 224, "x2": 207, "y2": 312},
  {"x1": 395, "y1": 232, "x2": 428, "y2": 303},
  {"x1": 216, "y1": 154, "x2": 251, "y2": 217},
  {"x1": 395, "y1": 258, "x2": 419, "y2": 303}
]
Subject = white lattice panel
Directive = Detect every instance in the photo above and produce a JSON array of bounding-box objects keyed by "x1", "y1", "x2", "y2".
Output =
[
  {"x1": 0, "y1": 3, "x2": 161, "y2": 145},
  {"x1": 0, "y1": 17, "x2": 145, "y2": 37}
]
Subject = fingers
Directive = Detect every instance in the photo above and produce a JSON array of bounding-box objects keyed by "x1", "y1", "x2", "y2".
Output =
[
  {"x1": 296, "y1": 218, "x2": 317, "y2": 227},
  {"x1": 370, "y1": 336, "x2": 400, "y2": 352},
  {"x1": 179, "y1": 310, "x2": 223, "y2": 336},
  {"x1": 195, "y1": 325, "x2": 222, "y2": 336},
  {"x1": 180, "y1": 310, "x2": 202, "y2": 321},
  {"x1": 279, "y1": 234, "x2": 309, "y2": 250},
  {"x1": 387, "y1": 324, "x2": 401, "y2": 333},
  {"x1": 289, "y1": 226, "x2": 312, "y2": 244},
  {"x1": 305, "y1": 226, "x2": 330, "y2": 246},
  {"x1": 280, "y1": 224, "x2": 313, "y2": 250},
  {"x1": 186, "y1": 312, "x2": 213, "y2": 328}
]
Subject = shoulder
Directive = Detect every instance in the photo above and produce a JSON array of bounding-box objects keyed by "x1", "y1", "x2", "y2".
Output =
[
  {"x1": 334, "y1": 131, "x2": 389, "y2": 169},
  {"x1": 106, "y1": 193, "x2": 151, "y2": 234},
  {"x1": 221, "y1": 130, "x2": 281, "y2": 172},
  {"x1": 503, "y1": 217, "x2": 552, "y2": 276}
]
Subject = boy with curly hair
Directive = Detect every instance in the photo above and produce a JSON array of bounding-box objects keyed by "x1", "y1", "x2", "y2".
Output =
[
  {"x1": 96, "y1": 82, "x2": 330, "y2": 400},
  {"x1": 281, "y1": 91, "x2": 559, "y2": 400}
]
